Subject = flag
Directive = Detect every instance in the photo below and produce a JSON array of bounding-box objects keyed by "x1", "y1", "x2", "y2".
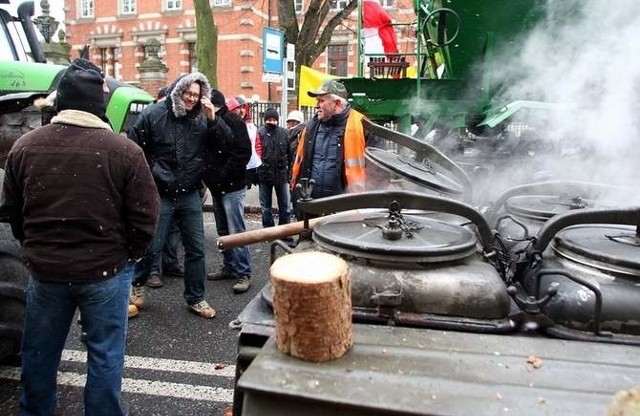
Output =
[
  {"x1": 362, "y1": 0, "x2": 398, "y2": 57},
  {"x1": 298, "y1": 66, "x2": 337, "y2": 107}
]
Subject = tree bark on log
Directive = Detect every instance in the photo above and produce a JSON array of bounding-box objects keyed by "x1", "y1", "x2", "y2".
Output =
[{"x1": 270, "y1": 251, "x2": 352, "y2": 363}]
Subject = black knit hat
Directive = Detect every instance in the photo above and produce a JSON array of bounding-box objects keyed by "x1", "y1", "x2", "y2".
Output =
[
  {"x1": 210, "y1": 88, "x2": 226, "y2": 108},
  {"x1": 56, "y1": 59, "x2": 106, "y2": 118},
  {"x1": 263, "y1": 108, "x2": 279, "y2": 122}
]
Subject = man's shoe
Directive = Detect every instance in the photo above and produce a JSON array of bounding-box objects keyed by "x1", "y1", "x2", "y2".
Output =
[
  {"x1": 130, "y1": 286, "x2": 145, "y2": 309},
  {"x1": 146, "y1": 273, "x2": 164, "y2": 288},
  {"x1": 189, "y1": 300, "x2": 216, "y2": 319},
  {"x1": 128, "y1": 304, "x2": 138, "y2": 319},
  {"x1": 233, "y1": 276, "x2": 251, "y2": 294},
  {"x1": 207, "y1": 268, "x2": 235, "y2": 281}
]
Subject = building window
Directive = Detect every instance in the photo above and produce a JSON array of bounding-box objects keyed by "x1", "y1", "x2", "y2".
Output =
[
  {"x1": 121, "y1": 0, "x2": 136, "y2": 14},
  {"x1": 327, "y1": 44, "x2": 348, "y2": 76},
  {"x1": 294, "y1": 0, "x2": 303, "y2": 13},
  {"x1": 330, "y1": 0, "x2": 347, "y2": 11},
  {"x1": 166, "y1": 0, "x2": 182, "y2": 10},
  {"x1": 380, "y1": 0, "x2": 394, "y2": 8},
  {"x1": 97, "y1": 46, "x2": 119, "y2": 78},
  {"x1": 212, "y1": 0, "x2": 232, "y2": 7},
  {"x1": 188, "y1": 42, "x2": 198, "y2": 72},
  {"x1": 81, "y1": 0, "x2": 94, "y2": 18}
]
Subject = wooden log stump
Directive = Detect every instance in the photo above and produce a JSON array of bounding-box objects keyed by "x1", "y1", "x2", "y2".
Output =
[{"x1": 270, "y1": 251, "x2": 352, "y2": 363}]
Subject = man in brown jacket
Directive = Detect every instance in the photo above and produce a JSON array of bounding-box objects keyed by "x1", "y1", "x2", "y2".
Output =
[{"x1": 0, "y1": 59, "x2": 159, "y2": 416}]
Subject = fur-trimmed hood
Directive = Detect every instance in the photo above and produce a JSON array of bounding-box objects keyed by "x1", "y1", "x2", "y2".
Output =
[{"x1": 168, "y1": 72, "x2": 211, "y2": 118}]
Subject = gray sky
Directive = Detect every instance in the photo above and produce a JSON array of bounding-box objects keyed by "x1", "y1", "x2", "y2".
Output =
[{"x1": 38, "y1": 0, "x2": 65, "y2": 26}]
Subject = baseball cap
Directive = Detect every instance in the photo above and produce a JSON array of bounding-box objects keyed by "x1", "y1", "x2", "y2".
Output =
[{"x1": 307, "y1": 79, "x2": 348, "y2": 99}]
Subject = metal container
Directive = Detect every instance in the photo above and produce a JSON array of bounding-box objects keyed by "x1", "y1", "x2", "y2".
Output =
[
  {"x1": 488, "y1": 181, "x2": 628, "y2": 246},
  {"x1": 515, "y1": 207, "x2": 640, "y2": 344},
  {"x1": 285, "y1": 191, "x2": 514, "y2": 332}
]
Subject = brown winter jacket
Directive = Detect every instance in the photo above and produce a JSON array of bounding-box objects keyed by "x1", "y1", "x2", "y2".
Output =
[{"x1": 0, "y1": 110, "x2": 160, "y2": 283}]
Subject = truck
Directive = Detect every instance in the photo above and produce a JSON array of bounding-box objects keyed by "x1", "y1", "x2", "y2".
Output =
[
  {"x1": 0, "y1": 0, "x2": 155, "y2": 362},
  {"x1": 230, "y1": 0, "x2": 640, "y2": 414}
]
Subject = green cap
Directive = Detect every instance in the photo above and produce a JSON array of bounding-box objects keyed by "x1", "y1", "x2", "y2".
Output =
[{"x1": 308, "y1": 79, "x2": 348, "y2": 99}]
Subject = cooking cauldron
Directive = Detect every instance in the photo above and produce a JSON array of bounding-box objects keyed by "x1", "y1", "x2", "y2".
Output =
[
  {"x1": 265, "y1": 191, "x2": 516, "y2": 333},
  {"x1": 512, "y1": 207, "x2": 640, "y2": 345},
  {"x1": 487, "y1": 181, "x2": 630, "y2": 248}
]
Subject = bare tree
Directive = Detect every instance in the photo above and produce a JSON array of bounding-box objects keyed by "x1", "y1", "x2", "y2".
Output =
[
  {"x1": 277, "y1": 0, "x2": 358, "y2": 78},
  {"x1": 193, "y1": 0, "x2": 218, "y2": 86}
]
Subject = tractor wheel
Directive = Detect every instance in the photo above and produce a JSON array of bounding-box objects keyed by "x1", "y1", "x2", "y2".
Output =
[
  {"x1": 0, "y1": 226, "x2": 28, "y2": 363},
  {"x1": 0, "y1": 108, "x2": 42, "y2": 166}
]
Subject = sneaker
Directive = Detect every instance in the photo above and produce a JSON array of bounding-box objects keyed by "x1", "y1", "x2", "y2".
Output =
[
  {"x1": 146, "y1": 273, "x2": 164, "y2": 288},
  {"x1": 233, "y1": 276, "x2": 251, "y2": 294},
  {"x1": 189, "y1": 300, "x2": 216, "y2": 319},
  {"x1": 128, "y1": 304, "x2": 138, "y2": 319},
  {"x1": 130, "y1": 286, "x2": 145, "y2": 309},
  {"x1": 207, "y1": 268, "x2": 235, "y2": 281}
]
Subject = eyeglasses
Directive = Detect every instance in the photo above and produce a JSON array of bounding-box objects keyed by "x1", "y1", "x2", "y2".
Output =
[{"x1": 182, "y1": 91, "x2": 201, "y2": 100}]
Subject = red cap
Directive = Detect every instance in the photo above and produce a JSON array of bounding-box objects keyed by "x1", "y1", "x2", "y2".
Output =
[{"x1": 226, "y1": 97, "x2": 240, "y2": 111}]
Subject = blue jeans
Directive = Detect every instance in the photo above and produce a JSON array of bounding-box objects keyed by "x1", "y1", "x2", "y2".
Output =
[
  {"x1": 212, "y1": 189, "x2": 251, "y2": 277},
  {"x1": 150, "y1": 219, "x2": 180, "y2": 275},
  {"x1": 133, "y1": 191, "x2": 206, "y2": 304},
  {"x1": 258, "y1": 183, "x2": 291, "y2": 228},
  {"x1": 20, "y1": 263, "x2": 133, "y2": 416}
]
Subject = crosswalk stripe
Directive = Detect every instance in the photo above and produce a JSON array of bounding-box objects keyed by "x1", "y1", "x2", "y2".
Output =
[
  {"x1": 0, "y1": 367, "x2": 233, "y2": 403},
  {"x1": 1, "y1": 349, "x2": 236, "y2": 403},
  {"x1": 61, "y1": 349, "x2": 236, "y2": 378}
]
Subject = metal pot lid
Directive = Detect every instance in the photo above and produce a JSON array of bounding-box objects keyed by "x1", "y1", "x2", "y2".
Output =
[
  {"x1": 365, "y1": 147, "x2": 466, "y2": 196},
  {"x1": 312, "y1": 210, "x2": 477, "y2": 263},
  {"x1": 505, "y1": 194, "x2": 595, "y2": 221},
  {"x1": 552, "y1": 225, "x2": 640, "y2": 276}
]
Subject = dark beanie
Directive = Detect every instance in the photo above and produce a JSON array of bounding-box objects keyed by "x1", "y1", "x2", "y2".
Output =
[
  {"x1": 56, "y1": 58, "x2": 106, "y2": 118},
  {"x1": 263, "y1": 108, "x2": 279, "y2": 122},
  {"x1": 210, "y1": 89, "x2": 226, "y2": 108}
]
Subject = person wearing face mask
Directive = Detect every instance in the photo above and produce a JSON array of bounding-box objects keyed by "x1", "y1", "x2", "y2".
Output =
[
  {"x1": 290, "y1": 79, "x2": 386, "y2": 209},
  {"x1": 256, "y1": 108, "x2": 291, "y2": 231}
]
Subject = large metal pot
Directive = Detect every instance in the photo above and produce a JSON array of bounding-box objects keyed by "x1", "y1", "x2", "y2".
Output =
[
  {"x1": 487, "y1": 181, "x2": 629, "y2": 247},
  {"x1": 269, "y1": 191, "x2": 516, "y2": 333},
  {"x1": 513, "y1": 207, "x2": 640, "y2": 345}
]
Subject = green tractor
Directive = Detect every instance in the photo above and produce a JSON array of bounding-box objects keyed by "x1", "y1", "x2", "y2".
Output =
[
  {"x1": 341, "y1": 0, "x2": 588, "y2": 204},
  {"x1": 0, "y1": 0, "x2": 155, "y2": 363},
  {"x1": 344, "y1": 0, "x2": 551, "y2": 134}
]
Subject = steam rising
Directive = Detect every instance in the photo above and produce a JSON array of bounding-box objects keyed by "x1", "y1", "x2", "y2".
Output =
[{"x1": 490, "y1": 0, "x2": 640, "y2": 191}]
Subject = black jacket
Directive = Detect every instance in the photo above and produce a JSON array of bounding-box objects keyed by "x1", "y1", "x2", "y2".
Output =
[
  {"x1": 128, "y1": 73, "x2": 228, "y2": 195},
  {"x1": 257, "y1": 124, "x2": 290, "y2": 185},
  {"x1": 202, "y1": 109, "x2": 251, "y2": 194}
]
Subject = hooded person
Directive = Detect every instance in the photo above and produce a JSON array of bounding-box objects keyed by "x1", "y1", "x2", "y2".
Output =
[
  {"x1": 127, "y1": 72, "x2": 229, "y2": 319},
  {"x1": 203, "y1": 89, "x2": 254, "y2": 294},
  {"x1": 0, "y1": 58, "x2": 159, "y2": 415},
  {"x1": 256, "y1": 108, "x2": 292, "y2": 229}
]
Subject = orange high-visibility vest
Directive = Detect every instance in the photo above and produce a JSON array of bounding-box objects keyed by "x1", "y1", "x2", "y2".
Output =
[{"x1": 291, "y1": 109, "x2": 366, "y2": 194}]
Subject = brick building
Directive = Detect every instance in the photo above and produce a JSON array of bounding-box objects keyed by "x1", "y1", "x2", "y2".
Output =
[{"x1": 62, "y1": 0, "x2": 415, "y2": 104}]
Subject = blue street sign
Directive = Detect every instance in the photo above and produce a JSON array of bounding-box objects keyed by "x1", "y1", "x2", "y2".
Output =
[{"x1": 263, "y1": 27, "x2": 284, "y2": 75}]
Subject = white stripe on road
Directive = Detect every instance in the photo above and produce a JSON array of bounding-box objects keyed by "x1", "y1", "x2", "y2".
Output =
[
  {"x1": 61, "y1": 349, "x2": 236, "y2": 378},
  {"x1": 0, "y1": 367, "x2": 233, "y2": 403},
  {"x1": 0, "y1": 349, "x2": 236, "y2": 403}
]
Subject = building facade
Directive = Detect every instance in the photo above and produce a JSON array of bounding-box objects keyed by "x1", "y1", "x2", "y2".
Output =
[{"x1": 63, "y1": 0, "x2": 415, "y2": 103}]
